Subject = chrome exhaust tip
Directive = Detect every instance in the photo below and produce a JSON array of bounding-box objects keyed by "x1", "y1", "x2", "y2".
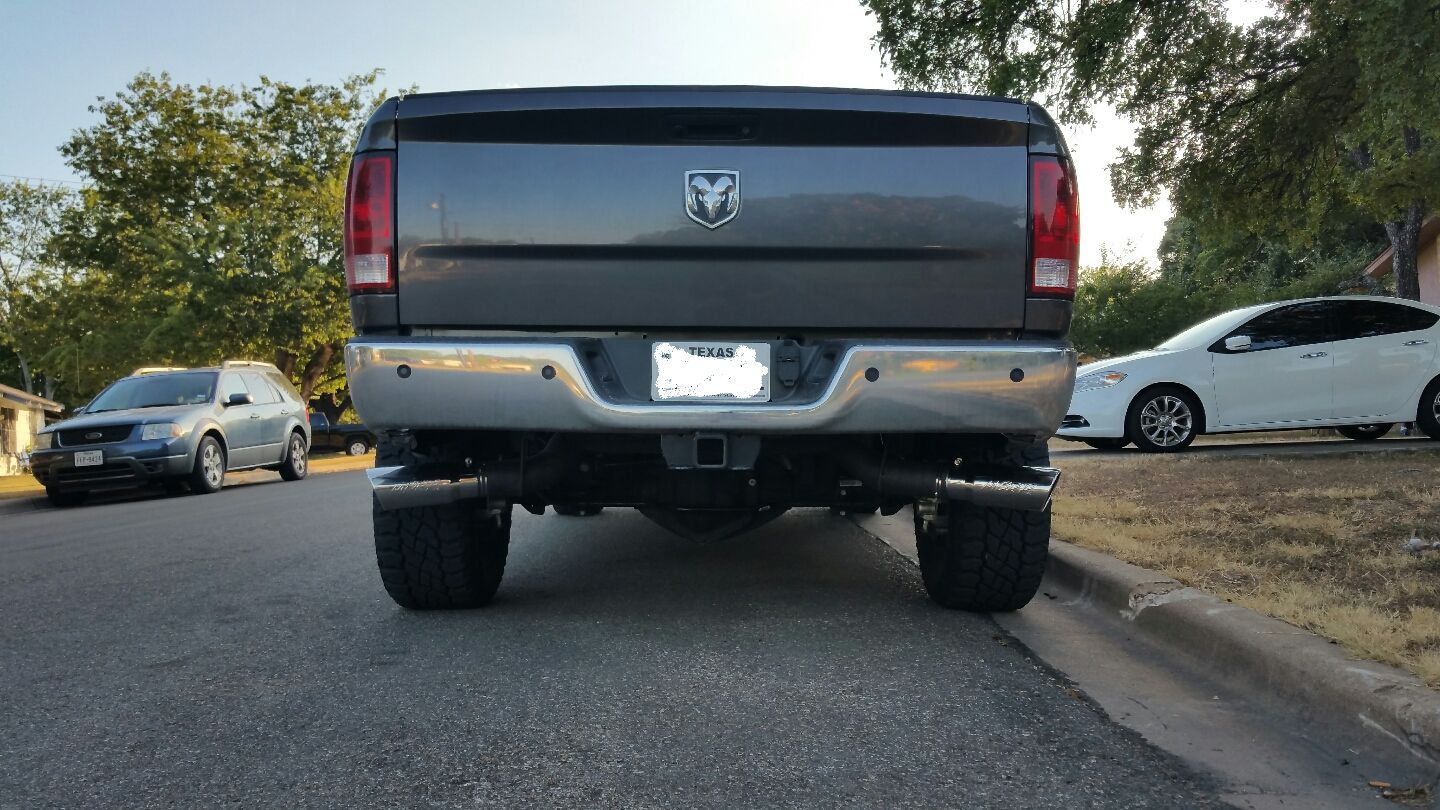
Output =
[
  {"x1": 942, "y1": 465, "x2": 1061, "y2": 511},
  {"x1": 368, "y1": 465, "x2": 480, "y2": 511}
]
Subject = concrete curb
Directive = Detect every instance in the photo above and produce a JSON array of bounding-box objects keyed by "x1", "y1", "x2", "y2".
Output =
[{"x1": 1045, "y1": 540, "x2": 1440, "y2": 769}]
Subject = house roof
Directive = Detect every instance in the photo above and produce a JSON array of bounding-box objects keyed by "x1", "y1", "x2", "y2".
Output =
[
  {"x1": 0, "y1": 382, "x2": 63, "y2": 413},
  {"x1": 1363, "y1": 216, "x2": 1440, "y2": 278}
]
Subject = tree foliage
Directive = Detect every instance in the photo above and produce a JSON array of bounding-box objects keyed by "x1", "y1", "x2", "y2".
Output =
[
  {"x1": 864, "y1": 0, "x2": 1440, "y2": 299},
  {"x1": 1072, "y1": 219, "x2": 1381, "y2": 359},
  {"x1": 25, "y1": 71, "x2": 387, "y2": 406},
  {"x1": 0, "y1": 180, "x2": 76, "y2": 397}
]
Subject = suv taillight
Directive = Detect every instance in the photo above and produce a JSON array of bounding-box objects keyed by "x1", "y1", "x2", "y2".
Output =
[
  {"x1": 1029, "y1": 156, "x2": 1079, "y2": 297},
  {"x1": 344, "y1": 153, "x2": 395, "y2": 293}
]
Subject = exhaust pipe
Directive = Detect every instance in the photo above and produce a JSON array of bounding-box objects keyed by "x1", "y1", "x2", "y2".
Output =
[
  {"x1": 940, "y1": 464, "x2": 1061, "y2": 511},
  {"x1": 833, "y1": 447, "x2": 1060, "y2": 512},
  {"x1": 368, "y1": 465, "x2": 480, "y2": 510},
  {"x1": 368, "y1": 437, "x2": 573, "y2": 511}
]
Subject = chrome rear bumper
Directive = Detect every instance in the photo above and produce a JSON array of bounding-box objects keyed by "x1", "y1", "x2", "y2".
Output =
[{"x1": 344, "y1": 339, "x2": 1076, "y2": 436}]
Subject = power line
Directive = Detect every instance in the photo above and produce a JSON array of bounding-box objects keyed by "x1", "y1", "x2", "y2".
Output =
[{"x1": 0, "y1": 173, "x2": 86, "y2": 187}]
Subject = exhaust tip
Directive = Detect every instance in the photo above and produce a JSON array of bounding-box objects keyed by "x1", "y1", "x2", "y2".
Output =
[{"x1": 944, "y1": 465, "x2": 1060, "y2": 511}]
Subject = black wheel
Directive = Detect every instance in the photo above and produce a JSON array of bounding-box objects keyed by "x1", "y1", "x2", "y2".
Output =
[
  {"x1": 552, "y1": 504, "x2": 603, "y2": 517},
  {"x1": 1418, "y1": 377, "x2": 1440, "y2": 440},
  {"x1": 372, "y1": 433, "x2": 512, "y2": 610},
  {"x1": 279, "y1": 431, "x2": 308, "y2": 481},
  {"x1": 189, "y1": 436, "x2": 225, "y2": 494},
  {"x1": 1336, "y1": 424, "x2": 1393, "y2": 441},
  {"x1": 346, "y1": 437, "x2": 371, "y2": 456},
  {"x1": 1126, "y1": 386, "x2": 1201, "y2": 453},
  {"x1": 914, "y1": 441, "x2": 1051, "y2": 612},
  {"x1": 45, "y1": 487, "x2": 88, "y2": 507},
  {"x1": 1082, "y1": 438, "x2": 1130, "y2": 451}
]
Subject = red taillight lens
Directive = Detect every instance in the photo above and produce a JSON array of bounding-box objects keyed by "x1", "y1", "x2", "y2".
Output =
[
  {"x1": 1030, "y1": 156, "x2": 1079, "y2": 297},
  {"x1": 345, "y1": 153, "x2": 394, "y2": 293}
]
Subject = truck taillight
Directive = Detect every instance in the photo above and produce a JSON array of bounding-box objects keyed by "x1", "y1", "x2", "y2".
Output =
[
  {"x1": 345, "y1": 153, "x2": 394, "y2": 293},
  {"x1": 1029, "y1": 156, "x2": 1079, "y2": 297}
]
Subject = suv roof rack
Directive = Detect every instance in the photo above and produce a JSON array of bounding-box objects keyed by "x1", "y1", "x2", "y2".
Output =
[
  {"x1": 221, "y1": 360, "x2": 281, "y2": 371},
  {"x1": 132, "y1": 366, "x2": 190, "y2": 376}
]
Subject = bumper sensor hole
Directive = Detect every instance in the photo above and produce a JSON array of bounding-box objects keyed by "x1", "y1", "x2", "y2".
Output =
[
  {"x1": 541, "y1": 365, "x2": 556, "y2": 380},
  {"x1": 864, "y1": 367, "x2": 879, "y2": 382},
  {"x1": 396, "y1": 364, "x2": 411, "y2": 379},
  {"x1": 1010, "y1": 368, "x2": 1025, "y2": 382}
]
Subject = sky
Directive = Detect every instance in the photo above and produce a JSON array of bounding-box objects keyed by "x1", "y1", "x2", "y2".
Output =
[{"x1": 2, "y1": 0, "x2": 1267, "y2": 267}]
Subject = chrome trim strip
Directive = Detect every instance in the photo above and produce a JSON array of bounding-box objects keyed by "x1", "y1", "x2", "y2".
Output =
[{"x1": 344, "y1": 340, "x2": 1075, "y2": 435}]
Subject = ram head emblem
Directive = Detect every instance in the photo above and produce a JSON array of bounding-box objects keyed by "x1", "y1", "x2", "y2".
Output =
[{"x1": 684, "y1": 170, "x2": 741, "y2": 229}]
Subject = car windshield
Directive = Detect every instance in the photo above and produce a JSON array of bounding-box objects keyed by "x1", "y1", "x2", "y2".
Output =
[
  {"x1": 1153, "y1": 307, "x2": 1263, "y2": 351},
  {"x1": 85, "y1": 372, "x2": 217, "y2": 413}
]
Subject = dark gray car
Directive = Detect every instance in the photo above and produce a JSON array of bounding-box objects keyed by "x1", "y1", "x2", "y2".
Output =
[{"x1": 29, "y1": 361, "x2": 310, "y2": 506}]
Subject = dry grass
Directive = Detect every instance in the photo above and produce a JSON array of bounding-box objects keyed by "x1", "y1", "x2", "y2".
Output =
[{"x1": 1052, "y1": 450, "x2": 1440, "y2": 687}]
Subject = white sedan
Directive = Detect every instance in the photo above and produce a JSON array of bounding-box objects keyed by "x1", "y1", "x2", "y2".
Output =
[{"x1": 1059, "y1": 296, "x2": 1440, "y2": 452}]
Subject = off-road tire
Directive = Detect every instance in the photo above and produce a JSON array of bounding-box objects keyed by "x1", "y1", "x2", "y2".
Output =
[
  {"x1": 1336, "y1": 424, "x2": 1392, "y2": 441},
  {"x1": 372, "y1": 433, "x2": 512, "y2": 610},
  {"x1": 45, "y1": 487, "x2": 88, "y2": 508},
  {"x1": 279, "y1": 431, "x2": 309, "y2": 481},
  {"x1": 1418, "y1": 377, "x2": 1440, "y2": 440},
  {"x1": 189, "y1": 436, "x2": 225, "y2": 494},
  {"x1": 552, "y1": 504, "x2": 603, "y2": 517},
  {"x1": 1082, "y1": 438, "x2": 1130, "y2": 451},
  {"x1": 914, "y1": 441, "x2": 1051, "y2": 612}
]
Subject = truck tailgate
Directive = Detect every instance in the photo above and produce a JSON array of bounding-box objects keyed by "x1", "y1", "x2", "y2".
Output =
[{"x1": 392, "y1": 87, "x2": 1031, "y2": 331}]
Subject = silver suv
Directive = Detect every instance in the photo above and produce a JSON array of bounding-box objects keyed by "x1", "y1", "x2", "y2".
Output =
[{"x1": 29, "y1": 361, "x2": 311, "y2": 506}]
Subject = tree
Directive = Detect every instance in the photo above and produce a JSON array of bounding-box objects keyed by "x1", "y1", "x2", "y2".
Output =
[
  {"x1": 49, "y1": 71, "x2": 388, "y2": 404},
  {"x1": 864, "y1": 0, "x2": 1440, "y2": 300},
  {"x1": 0, "y1": 180, "x2": 75, "y2": 395}
]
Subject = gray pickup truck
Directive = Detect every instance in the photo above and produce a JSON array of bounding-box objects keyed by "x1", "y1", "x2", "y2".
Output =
[{"x1": 343, "y1": 86, "x2": 1078, "y2": 612}]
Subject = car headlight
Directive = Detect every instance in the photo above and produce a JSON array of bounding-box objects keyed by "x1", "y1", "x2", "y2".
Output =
[
  {"x1": 141, "y1": 423, "x2": 185, "y2": 441},
  {"x1": 33, "y1": 432, "x2": 52, "y2": 450},
  {"x1": 1074, "y1": 371, "x2": 1128, "y2": 393}
]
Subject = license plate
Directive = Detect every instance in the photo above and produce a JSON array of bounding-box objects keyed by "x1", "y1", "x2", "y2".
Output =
[
  {"x1": 74, "y1": 450, "x2": 104, "y2": 467},
  {"x1": 652, "y1": 341, "x2": 771, "y2": 402}
]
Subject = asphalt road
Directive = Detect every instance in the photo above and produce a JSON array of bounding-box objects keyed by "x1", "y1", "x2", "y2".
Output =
[{"x1": 2, "y1": 471, "x2": 1224, "y2": 808}]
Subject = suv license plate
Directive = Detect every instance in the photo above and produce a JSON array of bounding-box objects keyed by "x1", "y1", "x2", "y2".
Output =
[
  {"x1": 652, "y1": 341, "x2": 772, "y2": 402},
  {"x1": 74, "y1": 450, "x2": 104, "y2": 467}
]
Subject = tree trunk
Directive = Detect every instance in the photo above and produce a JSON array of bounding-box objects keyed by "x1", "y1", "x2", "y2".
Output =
[
  {"x1": 297, "y1": 342, "x2": 343, "y2": 402},
  {"x1": 16, "y1": 351, "x2": 32, "y2": 394},
  {"x1": 1383, "y1": 199, "x2": 1425, "y2": 301},
  {"x1": 273, "y1": 349, "x2": 296, "y2": 379},
  {"x1": 313, "y1": 391, "x2": 353, "y2": 423}
]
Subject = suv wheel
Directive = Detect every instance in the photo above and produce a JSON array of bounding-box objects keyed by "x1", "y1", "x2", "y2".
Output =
[
  {"x1": 1127, "y1": 386, "x2": 1200, "y2": 452},
  {"x1": 189, "y1": 436, "x2": 226, "y2": 494},
  {"x1": 913, "y1": 441, "x2": 1051, "y2": 612},
  {"x1": 346, "y1": 437, "x2": 371, "y2": 456},
  {"x1": 45, "y1": 487, "x2": 88, "y2": 508},
  {"x1": 279, "y1": 431, "x2": 308, "y2": 480}
]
